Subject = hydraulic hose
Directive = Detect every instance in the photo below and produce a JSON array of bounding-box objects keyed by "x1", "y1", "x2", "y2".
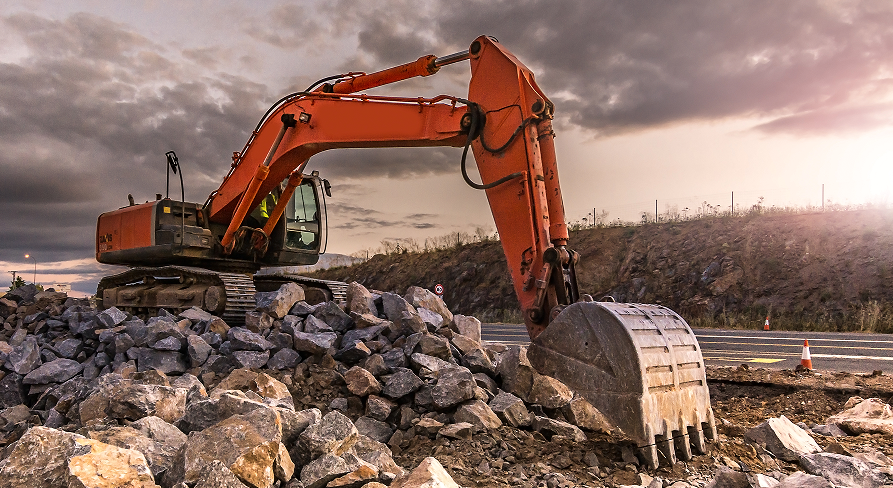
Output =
[{"x1": 460, "y1": 104, "x2": 525, "y2": 190}]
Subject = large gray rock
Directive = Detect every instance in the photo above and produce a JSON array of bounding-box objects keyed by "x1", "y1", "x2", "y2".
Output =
[
  {"x1": 187, "y1": 334, "x2": 212, "y2": 367},
  {"x1": 131, "y1": 415, "x2": 188, "y2": 452},
  {"x1": 303, "y1": 314, "x2": 333, "y2": 333},
  {"x1": 365, "y1": 395, "x2": 396, "y2": 422},
  {"x1": 390, "y1": 457, "x2": 459, "y2": 488},
  {"x1": 382, "y1": 368, "x2": 424, "y2": 400},
  {"x1": 409, "y1": 353, "x2": 454, "y2": 374},
  {"x1": 0, "y1": 426, "x2": 156, "y2": 487},
  {"x1": 268, "y1": 349, "x2": 301, "y2": 370},
  {"x1": 495, "y1": 346, "x2": 536, "y2": 402},
  {"x1": 179, "y1": 393, "x2": 269, "y2": 433},
  {"x1": 131, "y1": 347, "x2": 188, "y2": 375},
  {"x1": 346, "y1": 282, "x2": 378, "y2": 316},
  {"x1": 256, "y1": 283, "x2": 305, "y2": 319},
  {"x1": 293, "y1": 331, "x2": 338, "y2": 355},
  {"x1": 179, "y1": 306, "x2": 214, "y2": 323},
  {"x1": 228, "y1": 327, "x2": 274, "y2": 352},
  {"x1": 0, "y1": 373, "x2": 25, "y2": 408},
  {"x1": 22, "y1": 358, "x2": 82, "y2": 384},
  {"x1": 532, "y1": 415, "x2": 588, "y2": 442},
  {"x1": 705, "y1": 467, "x2": 750, "y2": 488},
  {"x1": 416, "y1": 307, "x2": 444, "y2": 329},
  {"x1": 452, "y1": 314, "x2": 481, "y2": 342},
  {"x1": 431, "y1": 367, "x2": 476, "y2": 410},
  {"x1": 381, "y1": 293, "x2": 416, "y2": 323},
  {"x1": 349, "y1": 435, "x2": 405, "y2": 479},
  {"x1": 461, "y1": 348, "x2": 497, "y2": 375},
  {"x1": 800, "y1": 452, "x2": 892, "y2": 488},
  {"x1": 354, "y1": 416, "x2": 394, "y2": 443},
  {"x1": 167, "y1": 407, "x2": 286, "y2": 488},
  {"x1": 775, "y1": 471, "x2": 833, "y2": 488},
  {"x1": 299, "y1": 411, "x2": 359, "y2": 458},
  {"x1": 404, "y1": 333, "x2": 451, "y2": 360},
  {"x1": 527, "y1": 374, "x2": 574, "y2": 409},
  {"x1": 745, "y1": 415, "x2": 822, "y2": 462},
  {"x1": 334, "y1": 341, "x2": 371, "y2": 364},
  {"x1": 489, "y1": 391, "x2": 532, "y2": 427},
  {"x1": 828, "y1": 398, "x2": 893, "y2": 435},
  {"x1": 562, "y1": 396, "x2": 614, "y2": 432},
  {"x1": 344, "y1": 366, "x2": 382, "y2": 397},
  {"x1": 231, "y1": 350, "x2": 270, "y2": 369},
  {"x1": 313, "y1": 302, "x2": 353, "y2": 332},
  {"x1": 342, "y1": 324, "x2": 386, "y2": 345},
  {"x1": 107, "y1": 382, "x2": 187, "y2": 424},
  {"x1": 87, "y1": 424, "x2": 179, "y2": 479},
  {"x1": 454, "y1": 399, "x2": 502, "y2": 431},
  {"x1": 4, "y1": 337, "x2": 41, "y2": 375},
  {"x1": 405, "y1": 286, "x2": 453, "y2": 324},
  {"x1": 96, "y1": 306, "x2": 129, "y2": 327},
  {"x1": 301, "y1": 454, "x2": 351, "y2": 488}
]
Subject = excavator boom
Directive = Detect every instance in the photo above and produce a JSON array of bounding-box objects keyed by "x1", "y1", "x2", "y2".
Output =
[{"x1": 97, "y1": 35, "x2": 715, "y2": 467}]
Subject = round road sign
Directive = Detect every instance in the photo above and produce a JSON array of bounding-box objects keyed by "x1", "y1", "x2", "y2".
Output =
[{"x1": 434, "y1": 284, "x2": 444, "y2": 296}]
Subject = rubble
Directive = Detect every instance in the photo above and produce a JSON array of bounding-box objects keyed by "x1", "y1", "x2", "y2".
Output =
[
  {"x1": 744, "y1": 415, "x2": 823, "y2": 461},
  {"x1": 2, "y1": 282, "x2": 893, "y2": 488}
]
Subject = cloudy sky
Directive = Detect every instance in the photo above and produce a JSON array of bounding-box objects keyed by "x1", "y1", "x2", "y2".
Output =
[{"x1": 2, "y1": 0, "x2": 893, "y2": 295}]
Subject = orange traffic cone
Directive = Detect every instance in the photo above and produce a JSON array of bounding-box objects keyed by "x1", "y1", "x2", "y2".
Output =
[
  {"x1": 764, "y1": 316, "x2": 770, "y2": 331},
  {"x1": 800, "y1": 340, "x2": 813, "y2": 370}
]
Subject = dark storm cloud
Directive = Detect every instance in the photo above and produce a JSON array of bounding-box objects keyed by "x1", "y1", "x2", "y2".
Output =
[
  {"x1": 310, "y1": 146, "x2": 463, "y2": 179},
  {"x1": 332, "y1": 0, "x2": 893, "y2": 136},
  {"x1": 0, "y1": 12, "x2": 272, "y2": 263},
  {"x1": 326, "y1": 202, "x2": 440, "y2": 231}
]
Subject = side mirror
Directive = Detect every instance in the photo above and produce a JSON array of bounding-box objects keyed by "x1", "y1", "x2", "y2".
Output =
[{"x1": 323, "y1": 179, "x2": 332, "y2": 198}]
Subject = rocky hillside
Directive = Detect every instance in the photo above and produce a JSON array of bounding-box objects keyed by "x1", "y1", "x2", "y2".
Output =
[{"x1": 310, "y1": 208, "x2": 893, "y2": 331}]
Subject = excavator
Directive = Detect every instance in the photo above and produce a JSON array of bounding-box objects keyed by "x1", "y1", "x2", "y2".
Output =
[{"x1": 95, "y1": 36, "x2": 715, "y2": 468}]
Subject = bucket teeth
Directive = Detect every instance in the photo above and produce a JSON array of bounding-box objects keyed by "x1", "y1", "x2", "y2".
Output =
[
  {"x1": 674, "y1": 429, "x2": 692, "y2": 461},
  {"x1": 689, "y1": 426, "x2": 706, "y2": 455},
  {"x1": 528, "y1": 301, "x2": 715, "y2": 469},
  {"x1": 656, "y1": 434, "x2": 676, "y2": 466}
]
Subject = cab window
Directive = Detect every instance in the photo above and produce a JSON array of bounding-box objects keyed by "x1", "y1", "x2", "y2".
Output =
[{"x1": 286, "y1": 181, "x2": 320, "y2": 250}]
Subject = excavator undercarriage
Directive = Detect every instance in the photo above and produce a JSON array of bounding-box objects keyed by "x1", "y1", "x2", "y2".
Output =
[{"x1": 98, "y1": 266, "x2": 347, "y2": 325}]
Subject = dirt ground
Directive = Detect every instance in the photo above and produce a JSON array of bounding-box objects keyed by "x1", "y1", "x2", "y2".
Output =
[{"x1": 388, "y1": 365, "x2": 893, "y2": 487}]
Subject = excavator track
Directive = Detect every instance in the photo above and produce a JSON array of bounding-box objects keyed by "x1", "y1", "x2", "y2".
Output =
[
  {"x1": 217, "y1": 272, "x2": 258, "y2": 325},
  {"x1": 98, "y1": 266, "x2": 348, "y2": 325},
  {"x1": 98, "y1": 266, "x2": 257, "y2": 325},
  {"x1": 253, "y1": 273, "x2": 348, "y2": 304}
]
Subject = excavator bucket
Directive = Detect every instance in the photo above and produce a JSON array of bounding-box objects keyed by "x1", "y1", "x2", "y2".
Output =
[{"x1": 527, "y1": 302, "x2": 716, "y2": 469}]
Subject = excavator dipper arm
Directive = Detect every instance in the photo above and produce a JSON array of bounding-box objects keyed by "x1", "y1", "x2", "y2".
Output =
[{"x1": 206, "y1": 36, "x2": 715, "y2": 467}]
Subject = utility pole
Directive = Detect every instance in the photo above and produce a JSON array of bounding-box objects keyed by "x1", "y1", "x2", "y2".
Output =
[
  {"x1": 655, "y1": 200, "x2": 658, "y2": 223},
  {"x1": 822, "y1": 184, "x2": 824, "y2": 211},
  {"x1": 7, "y1": 271, "x2": 16, "y2": 287},
  {"x1": 731, "y1": 191, "x2": 734, "y2": 216}
]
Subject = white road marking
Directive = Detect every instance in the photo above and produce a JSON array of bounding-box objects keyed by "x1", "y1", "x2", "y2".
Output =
[{"x1": 696, "y1": 334, "x2": 893, "y2": 344}]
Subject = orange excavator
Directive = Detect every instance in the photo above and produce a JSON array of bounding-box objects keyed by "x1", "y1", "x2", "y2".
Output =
[{"x1": 95, "y1": 36, "x2": 715, "y2": 467}]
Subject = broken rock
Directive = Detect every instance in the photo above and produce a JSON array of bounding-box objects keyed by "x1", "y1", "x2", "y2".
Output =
[
  {"x1": 828, "y1": 397, "x2": 893, "y2": 436},
  {"x1": 390, "y1": 457, "x2": 459, "y2": 488},
  {"x1": 344, "y1": 366, "x2": 382, "y2": 397},
  {"x1": 800, "y1": 452, "x2": 891, "y2": 488},
  {"x1": 745, "y1": 415, "x2": 822, "y2": 462},
  {"x1": 255, "y1": 283, "x2": 305, "y2": 319},
  {"x1": 453, "y1": 399, "x2": 502, "y2": 431}
]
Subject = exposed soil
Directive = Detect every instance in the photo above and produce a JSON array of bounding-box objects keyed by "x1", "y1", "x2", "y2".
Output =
[{"x1": 382, "y1": 366, "x2": 893, "y2": 487}]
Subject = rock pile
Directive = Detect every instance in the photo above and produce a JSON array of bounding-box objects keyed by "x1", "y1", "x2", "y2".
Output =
[{"x1": 0, "y1": 282, "x2": 611, "y2": 487}]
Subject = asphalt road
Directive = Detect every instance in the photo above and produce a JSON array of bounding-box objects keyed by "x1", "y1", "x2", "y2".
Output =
[{"x1": 481, "y1": 324, "x2": 893, "y2": 374}]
